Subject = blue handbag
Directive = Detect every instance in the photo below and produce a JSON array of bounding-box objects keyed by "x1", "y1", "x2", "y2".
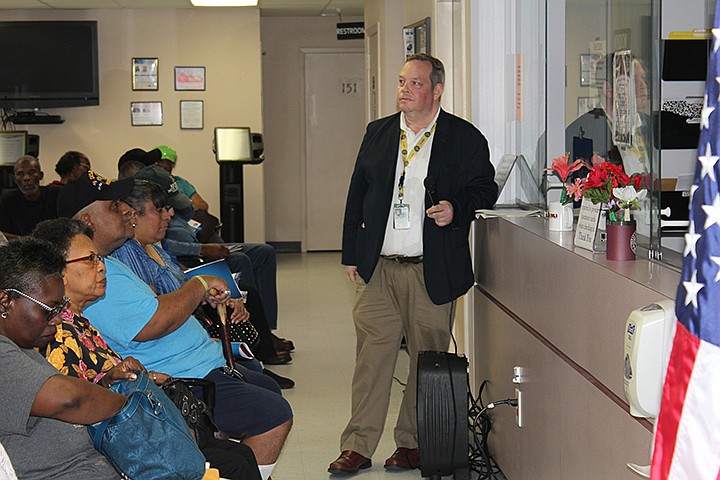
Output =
[{"x1": 87, "y1": 371, "x2": 206, "y2": 480}]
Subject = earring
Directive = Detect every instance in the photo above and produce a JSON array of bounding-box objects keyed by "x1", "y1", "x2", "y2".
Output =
[
  {"x1": 132, "y1": 223, "x2": 137, "y2": 229},
  {"x1": 1, "y1": 312, "x2": 7, "y2": 319}
]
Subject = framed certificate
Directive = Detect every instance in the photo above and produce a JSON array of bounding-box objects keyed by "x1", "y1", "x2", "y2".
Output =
[
  {"x1": 180, "y1": 100, "x2": 204, "y2": 130},
  {"x1": 132, "y1": 58, "x2": 159, "y2": 91}
]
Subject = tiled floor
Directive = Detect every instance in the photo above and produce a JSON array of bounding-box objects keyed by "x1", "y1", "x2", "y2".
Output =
[{"x1": 270, "y1": 252, "x2": 504, "y2": 480}]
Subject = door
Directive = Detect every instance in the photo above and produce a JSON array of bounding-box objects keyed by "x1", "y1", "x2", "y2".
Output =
[{"x1": 305, "y1": 51, "x2": 366, "y2": 251}]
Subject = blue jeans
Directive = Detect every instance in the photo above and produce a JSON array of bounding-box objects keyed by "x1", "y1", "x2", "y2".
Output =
[{"x1": 225, "y1": 243, "x2": 279, "y2": 329}]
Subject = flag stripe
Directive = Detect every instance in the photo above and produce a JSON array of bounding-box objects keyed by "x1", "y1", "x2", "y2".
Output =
[
  {"x1": 651, "y1": 322, "x2": 700, "y2": 479},
  {"x1": 666, "y1": 339, "x2": 720, "y2": 479}
]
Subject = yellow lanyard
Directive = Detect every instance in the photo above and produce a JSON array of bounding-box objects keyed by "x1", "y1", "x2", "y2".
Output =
[{"x1": 398, "y1": 122, "x2": 437, "y2": 202}]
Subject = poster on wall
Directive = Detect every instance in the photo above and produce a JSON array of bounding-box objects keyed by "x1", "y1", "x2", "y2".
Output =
[
  {"x1": 130, "y1": 101, "x2": 163, "y2": 126},
  {"x1": 612, "y1": 50, "x2": 635, "y2": 147},
  {"x1": 403, "y1": 17, "x2": 431, "y2": 60},
  {"x1": 132, "y1": 58, "x2": 158, "y2": 91},
  {"x1": 174, "y1": 67, "x2": 206, "y2": 91}
]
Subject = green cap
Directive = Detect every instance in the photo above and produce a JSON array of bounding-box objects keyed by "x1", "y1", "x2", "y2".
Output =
[{"x1": 155, "y1": 145, "x2": 177, "y2": 163}]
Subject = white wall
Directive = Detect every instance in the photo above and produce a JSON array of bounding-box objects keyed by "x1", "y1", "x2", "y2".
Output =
[
  {"x1": 2, "y1": 8, "x2": 266, "y2": 242},
  {"x1": 260, "y1": 16, "x2": 363, "y2": 245}
]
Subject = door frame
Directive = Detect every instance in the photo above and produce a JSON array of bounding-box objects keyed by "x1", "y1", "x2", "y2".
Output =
[{"x1": 300, "y1": 47, "x2": 365, "y2": 252}]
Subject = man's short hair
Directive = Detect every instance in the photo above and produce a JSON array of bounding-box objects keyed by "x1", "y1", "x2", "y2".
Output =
[
  {"x1": 406, "y1": 53, "x2": 445, "y2": 89},
  {"x1": 118, "y1": 159, "x2": 147, "y2": 180},
  {"x1": 14, "y1": 155, "x2": 40, "y2": 169}
]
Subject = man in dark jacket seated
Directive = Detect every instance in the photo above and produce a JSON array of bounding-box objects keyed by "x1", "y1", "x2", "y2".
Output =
[{"x1": 0, "y1": 156, "x2": 60, "y2": 237}]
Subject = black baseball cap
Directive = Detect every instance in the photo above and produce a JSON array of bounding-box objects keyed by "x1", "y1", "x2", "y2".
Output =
[
  {"x1": 134, "y1": 164, "x2": 193, "y2": 215},
  {"x1": 57, "y1": 170, "x2": 134, "y2": 218},
  {"x1": 117, "y1": 148, "x2": 160, "y2": 170}
]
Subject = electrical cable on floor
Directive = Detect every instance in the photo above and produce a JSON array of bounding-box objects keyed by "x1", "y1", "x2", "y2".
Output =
[{"x1": 467, "y1": 379, "x2": 516, "y2": 479}]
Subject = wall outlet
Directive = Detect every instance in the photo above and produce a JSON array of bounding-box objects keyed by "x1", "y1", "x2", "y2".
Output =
[{"x1": 515, "y1": 388, "x2": 523, "y2": 428}]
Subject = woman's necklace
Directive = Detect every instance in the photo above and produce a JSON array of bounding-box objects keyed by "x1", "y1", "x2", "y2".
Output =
[{"x1": 141, "y1": 241, "x2": 166, "y2": 266}]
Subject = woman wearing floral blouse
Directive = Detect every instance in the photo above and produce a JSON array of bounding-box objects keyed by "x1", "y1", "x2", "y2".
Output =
[{"x1": 33, "y1": 218, "x2": 165, "y2": 387}]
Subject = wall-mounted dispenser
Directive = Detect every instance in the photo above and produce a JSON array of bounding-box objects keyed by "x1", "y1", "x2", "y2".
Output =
[{"x1": 623, "y1": 299, "x2": 676, "y2": 418}]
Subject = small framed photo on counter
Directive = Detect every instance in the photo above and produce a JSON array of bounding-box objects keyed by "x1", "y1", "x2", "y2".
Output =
[
  {"x1": 180, "y1": 100, "x2": 204, "y2": 130},
  {"x1": 132, "y1": 58, "x2": 159, "y2": 91},
  {"x1": 175, "y1": 66, "x2": 206, "y2": 91},
  {"x1": 130, "y1": 101, "x2": 163, "y2": 126}
]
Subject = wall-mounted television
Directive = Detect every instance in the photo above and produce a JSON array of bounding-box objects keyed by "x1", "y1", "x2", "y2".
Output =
[{"x1": 0, "y1": 21, "x2": 99, "y2": 110}]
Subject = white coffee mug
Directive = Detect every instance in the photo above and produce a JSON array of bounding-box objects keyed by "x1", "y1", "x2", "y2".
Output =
[{"x1": 548, "y1": 201, "x2": 573, "y2": 231}]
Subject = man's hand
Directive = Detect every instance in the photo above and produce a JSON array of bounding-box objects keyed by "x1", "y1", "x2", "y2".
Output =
[
  {"x1": 426, "y1": 200, "x2": 454, "y2": 227},
  {"x1": 345, "y1": 265, "x2": 358, "y2": 282},
  {"x1": 200, "y1": 244, "x2": 230, "y2": 260},
  {"x1": 200, "y1": 275, "x2": 232, "y2": 307}
]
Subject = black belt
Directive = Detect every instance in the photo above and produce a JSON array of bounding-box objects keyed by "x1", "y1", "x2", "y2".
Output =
[{"x1": 382, "y1": 255, "x2": 423, "y2": 264}]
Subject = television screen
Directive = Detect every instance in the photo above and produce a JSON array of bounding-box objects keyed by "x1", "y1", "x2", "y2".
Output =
[{"x1": 0, "y1": 21, "x2": 99, "y2": 109}]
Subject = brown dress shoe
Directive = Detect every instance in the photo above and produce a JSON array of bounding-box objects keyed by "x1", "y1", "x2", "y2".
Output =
[
  {"x1": 328, "y1": 450, "x2": 371, "y2": 475},
  {"x1": 262, "y1": 350, "x2": 292, "y2": 365},
  {"x1": 384, "y1": 447, "x2": 420, "y2": 470}
]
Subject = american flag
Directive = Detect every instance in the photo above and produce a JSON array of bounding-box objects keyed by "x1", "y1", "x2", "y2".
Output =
[{"x1": 650, "y1": 10, "x2": 720, "y2": 480}]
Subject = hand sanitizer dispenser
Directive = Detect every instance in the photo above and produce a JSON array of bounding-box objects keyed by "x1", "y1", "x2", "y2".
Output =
[{"x1": 623, "y1": 299, "x2": 676, "y2": 418}]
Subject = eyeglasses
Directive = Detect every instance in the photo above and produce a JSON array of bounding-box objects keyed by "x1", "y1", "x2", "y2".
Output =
[
  {"x1": 4, "y1": 288, "x2": 70, "y2": 322},
  {"x1": 66, "y1": 253, "x2": 105, "y2": 266}
]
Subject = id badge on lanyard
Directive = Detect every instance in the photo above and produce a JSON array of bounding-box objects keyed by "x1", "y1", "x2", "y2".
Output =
[
  {"x1": 393, "y1": 122, "x2": 435, "y2": 231},
  {"x1": 393, "y1": 203, "x2": 410, "y2": 230}
]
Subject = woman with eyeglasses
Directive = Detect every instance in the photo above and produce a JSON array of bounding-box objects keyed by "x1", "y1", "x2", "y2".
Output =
[
  {"x1": 32, "y1": 217, "x2": 262, "y2": 480},
  {"x1": 0, "y1": 237, "x2": 125, "y2": 479},
  {"x1": 33, "y1": 219, "x2": 150, "y2": 387},
  {"x1": 113, "y1": 180, "x2": 294, "y2": 388}
]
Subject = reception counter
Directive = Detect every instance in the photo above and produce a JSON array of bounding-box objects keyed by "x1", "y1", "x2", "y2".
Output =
[{"x1": 471, "y1": 216, "x2": 681, "y2": 479}]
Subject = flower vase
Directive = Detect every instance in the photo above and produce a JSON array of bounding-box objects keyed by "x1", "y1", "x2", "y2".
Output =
[{"x1": 606, "y1": 220, "x2": 636, "y2": 261}]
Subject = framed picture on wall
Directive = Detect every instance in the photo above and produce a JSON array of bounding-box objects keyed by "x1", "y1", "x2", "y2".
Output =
[
  {"x1": 132, "y1": 58, "x2": 159, "y2": 91},
  {"x1": 174, "y1": 66, "x2": 206, "y2": 91},
  {"x1": 180, "y1": 100, "x2": 204, "y2": 129},
  {"x1": 403, "y1": 17, "x2": 431, "y2": 60},
  {"x1": 130, "y1": 101, "x2": 163, "y2": 126}
]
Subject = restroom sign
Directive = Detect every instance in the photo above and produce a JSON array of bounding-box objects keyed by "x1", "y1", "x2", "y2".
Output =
[{"x1": 337, "y1": 22, "x2": 364, "y2": 40}]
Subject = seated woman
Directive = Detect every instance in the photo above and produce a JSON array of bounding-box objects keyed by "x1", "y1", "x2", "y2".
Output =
[
  {"x1": 113, "y1": 179, "x2": 293, "y2": 388},
  {"x1": 0, "y1": 237, "x2": 125, "y2": 479},
  {"x1": 32, "y1": 219, "x2": 261, "y2": 480}
]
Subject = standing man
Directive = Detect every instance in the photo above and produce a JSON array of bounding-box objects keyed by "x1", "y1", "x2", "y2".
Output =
[{"x1": 329, "y1": 54, "x2": 497, "y2": 475}]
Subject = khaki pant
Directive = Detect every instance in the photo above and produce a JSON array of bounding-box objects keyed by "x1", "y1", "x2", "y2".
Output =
[{"x1": 339, "y1": 257, "x2": 454, "y2": 458}]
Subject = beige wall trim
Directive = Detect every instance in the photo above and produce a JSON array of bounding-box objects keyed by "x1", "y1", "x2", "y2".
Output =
[{"x1": 475, "y1": 283, "x2": 653, "y2": 433}]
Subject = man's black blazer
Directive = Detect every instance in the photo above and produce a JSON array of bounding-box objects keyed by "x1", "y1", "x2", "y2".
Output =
[{"x1": 341, "y1": 109, "x2": 498, "y2": 305}]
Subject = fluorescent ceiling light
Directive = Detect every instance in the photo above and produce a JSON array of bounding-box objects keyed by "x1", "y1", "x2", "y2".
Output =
[{"x1": 191, "y1": 0, "x2": 258, "y2": 6}]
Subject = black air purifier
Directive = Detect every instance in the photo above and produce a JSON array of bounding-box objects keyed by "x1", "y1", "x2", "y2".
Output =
[{"x1": 417, "y1": 351, "x2": 469, "y2": 480}]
